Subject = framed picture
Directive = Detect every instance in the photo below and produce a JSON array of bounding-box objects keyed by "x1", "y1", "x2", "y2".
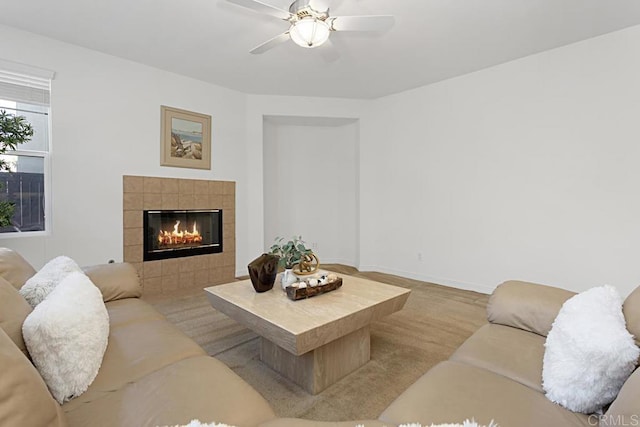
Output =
[{"x1": 160, "y1": 106, "x2": 211, "y2": 170}]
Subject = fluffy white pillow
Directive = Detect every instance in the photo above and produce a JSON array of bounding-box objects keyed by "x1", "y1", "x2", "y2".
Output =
[
  {"x1": 398, "y1": 422, "x2": 497, "y2": 427},
  {"x1": 542, "y1": 285, "x2": 639, "y2": 413},
  {"x1": 165, "y1": 422, "x2": 235, "y2": 427},
  {"x1": 19, "y1": 255, "x2": 82, "y2": 307},
  {"x1": 399, "y1": 422, "x2": 497, "y2": 427},
  {"x1": 22, "y1": 272, "x2": 109, "y2": 404},
  {"x1": 164, "y1": 422, "x2": 498, "y2": 427}
]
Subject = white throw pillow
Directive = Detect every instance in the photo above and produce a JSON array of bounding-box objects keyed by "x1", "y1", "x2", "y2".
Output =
[
  {"x1": 399, "y1": 422, "x2": 497, "y2": 427},
  {"x1": 542, "y1": 285, "x2": 639, "y2": 413},
  {"x1": 19, "y1": 255, "x2": 82, "y2": 307},
  {"x1": 162, "y1": 420, "x2": 498, "y2": 427},
  {"x1": 22, "y1": 272, "x2": 109, "y2": 404},
  {"x1": 164, "y1": 422, "x2": 497, "y2": 427},
  {"x1": 164, "y1": 422, "x2": 235, "y2": 427}
]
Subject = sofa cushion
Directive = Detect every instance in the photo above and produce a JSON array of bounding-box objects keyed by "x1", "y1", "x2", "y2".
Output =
[
  {"x1": 62, "y1": 355, "x2": 276, "y2": 427},
  {"x1": 379, "y1": 361, "x2": 590, "y2": 427},
  {"x1": 487, "y1": 280, "x2": 575, "y2": 337},
  {"x1": 0, "y1": 247, "x2": 36, "y2": 289},
  {"x1": 83, "y1": 262, "x2": 142, "y2": 302},
  {"x1": 542, "y1": 285, "x2": 639, "y2": 414},
  {"x1": 623, "y1": 284, "x2": 640, "y2": 346},
  {"x1": 0, "y1": 327, "x2": 67, "y2": 427},
  {"x1": 105, "y1": 297, "x2": 165, "y2": 328},
  {"x1": 450, "y1": 323, "x2": 545, "y2": 392},
  {"x1": 20, "y1": 255, "x2": 82, "y2": 307},
  {"x1": 22, "y1": 272, "x2": 110, "y2": 404},
  {"x1": 88, "y1": 317, "x2": 206, "y2": 392},
  {"x1": 0, "y1": 276, "x2": 32, "y2": 356},
  {"x1": 604, "y1": 367, "x2": 640, "y2": 426},
  {"x1": 62, "y1": 298, "x2": 206, "y2": 412}
]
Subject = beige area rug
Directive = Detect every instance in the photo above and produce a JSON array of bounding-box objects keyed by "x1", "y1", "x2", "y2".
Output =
[{"x1": 148, "y1": 266, "x2": 489, "y2": 421}]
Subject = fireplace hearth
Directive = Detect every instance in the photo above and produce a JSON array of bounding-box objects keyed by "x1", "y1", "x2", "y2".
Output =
[{"x1": 143, "y1": 209, "x2": 222, "y2": 261}]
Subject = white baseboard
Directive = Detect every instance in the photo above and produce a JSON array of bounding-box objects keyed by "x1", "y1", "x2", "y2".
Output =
[
  {"x1": 356, "y1": 264, "x2": 496, "y2": 295},
  {"x1": 320, "y1": 257, "x2": 358, "y2": 267}
]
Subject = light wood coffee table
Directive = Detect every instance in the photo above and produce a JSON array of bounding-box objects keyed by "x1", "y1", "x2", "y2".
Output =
[{"x1": 204, "y1": 274, "x2": 410, "y2": 394}]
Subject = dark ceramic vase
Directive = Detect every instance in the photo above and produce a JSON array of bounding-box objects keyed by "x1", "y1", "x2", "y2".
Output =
[{"x1": 247, "y1": 253, "x2": 279, "y2": 293}]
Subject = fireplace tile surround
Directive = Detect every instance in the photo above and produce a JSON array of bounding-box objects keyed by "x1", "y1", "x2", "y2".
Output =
[{"x1": 123, "y1": 175, "x2": 235, "y2": 295}]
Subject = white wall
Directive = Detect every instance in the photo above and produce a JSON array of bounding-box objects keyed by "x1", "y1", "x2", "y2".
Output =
[
  {"x1": 263, "y1": 118, "x2": 359, "y2": 265},
  {"x1": 360, "y1": 25, "x2": 640, "y2": 296},
  {"x1": 245, "y1": 95, "x2": 368, "y2": 264},
  {"x1": 0, "y1": 25, "x2": 249, "y2": 269}
]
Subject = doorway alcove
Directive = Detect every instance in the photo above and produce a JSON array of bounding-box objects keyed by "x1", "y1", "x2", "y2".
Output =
[{"x1": 262, "y1": 116, "x2": 359, "y2": 266}]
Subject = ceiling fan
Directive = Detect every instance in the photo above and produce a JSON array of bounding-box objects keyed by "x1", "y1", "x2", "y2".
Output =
[{"x1": 227, "y1": 0, "x2": 394, "y2": 54}]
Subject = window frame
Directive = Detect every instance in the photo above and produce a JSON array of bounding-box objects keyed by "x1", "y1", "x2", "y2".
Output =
[
  {"x1": 0, "y1": 60, "x2": 54, "y2": 237},
  {"x1": 0, "y1": 149, "x2": 52, "y2": 239}
]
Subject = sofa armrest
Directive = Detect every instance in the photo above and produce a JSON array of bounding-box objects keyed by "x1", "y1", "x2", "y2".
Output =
[
  {"x1": 83, "y1": 263, "x2": 142, "y2": 302},
  {"x1": 487, "y1": 280, "x2": 575, "y2": 337}
]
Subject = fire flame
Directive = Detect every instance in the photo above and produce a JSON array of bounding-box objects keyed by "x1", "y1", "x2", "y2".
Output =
[{"x1": 158, "y1": 220, "x2": 203, "y2": 246}]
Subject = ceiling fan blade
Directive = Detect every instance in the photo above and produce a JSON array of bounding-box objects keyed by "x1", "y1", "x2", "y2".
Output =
[
  {"x1": 329, "y1": 15, "x2": 395, "y2": 32},
  {"x1": 250, "y1": 32, "x2": 291, "y2": 54},
  {"x1": 227, "y1": 0, "x2": 293, "y2": 20}
]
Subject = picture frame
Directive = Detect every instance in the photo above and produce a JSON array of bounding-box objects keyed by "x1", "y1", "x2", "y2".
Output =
[{"x1": 160, "y1": 105, "x2": 211, "y2": 170}]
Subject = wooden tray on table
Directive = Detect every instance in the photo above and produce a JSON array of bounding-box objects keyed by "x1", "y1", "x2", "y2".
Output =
[{"x1": 285, "y1": 277, "x2": 343, "y2": 301}]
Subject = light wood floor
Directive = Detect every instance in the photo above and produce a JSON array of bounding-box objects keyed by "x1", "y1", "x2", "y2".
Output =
[{"x1": 148, "y1": 265, "x2": 490, "y2": 421}]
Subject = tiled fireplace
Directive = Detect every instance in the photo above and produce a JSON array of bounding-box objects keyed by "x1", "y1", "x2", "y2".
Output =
[{"x1": 123, "y1": 176, "x2": 235, "y2": 295}]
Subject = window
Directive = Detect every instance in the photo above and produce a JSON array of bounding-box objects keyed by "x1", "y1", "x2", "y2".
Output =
[{"x1": 0, "y1": 60, "x2": 53, "y2": 234}]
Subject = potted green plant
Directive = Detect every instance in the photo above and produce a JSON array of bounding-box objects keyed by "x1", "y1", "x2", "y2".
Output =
[
  {"x1": 0, "y1": 110, "x2": 33, "y2": 227},
  {"x1": 269, "y1": 235, "x2": 312, "y2": 269},
  {"x1": 269, "y1": 236, "x2": 312, "y2": 289}
]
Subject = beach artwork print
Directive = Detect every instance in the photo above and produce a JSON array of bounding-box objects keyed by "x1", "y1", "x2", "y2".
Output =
[
  {"x1": 160, "y1": 106, "x2": 211, "y2": 170},
  {"x1": 171, "y1": 118, "x2": 203, "y2": 160}
]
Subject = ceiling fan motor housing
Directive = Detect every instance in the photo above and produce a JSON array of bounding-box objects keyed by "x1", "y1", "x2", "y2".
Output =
[
  {"x1": 289, "y1": 0, "x2": 329, "y2": 15},
  {"x1": 288, "y1": 2, "x2": 329, "y2": 24}
]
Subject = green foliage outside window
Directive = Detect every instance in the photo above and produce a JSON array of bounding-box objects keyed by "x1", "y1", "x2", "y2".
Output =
[{"x1": 0, "y1": 110, "x2": 33, "y2": 226}]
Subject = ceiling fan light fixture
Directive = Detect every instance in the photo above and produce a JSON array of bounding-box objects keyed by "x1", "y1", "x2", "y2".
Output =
[{"x1": 289, "y1": 17, "x2": 330, "y2": 48}]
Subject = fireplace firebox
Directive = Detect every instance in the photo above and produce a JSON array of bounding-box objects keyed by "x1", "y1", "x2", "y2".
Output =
[{"x1": 143, "y1": 209, "x2": 222, "y2": 261}]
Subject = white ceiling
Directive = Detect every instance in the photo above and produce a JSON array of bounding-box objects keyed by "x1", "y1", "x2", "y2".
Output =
[{"x1": 2, "y1": 0, "x2": 640, "y2": 99}]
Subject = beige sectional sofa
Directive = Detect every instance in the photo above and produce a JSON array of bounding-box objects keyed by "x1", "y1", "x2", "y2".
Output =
[
  {"x1": 1, "y1": 247, "x2": 639, "y2": 427},
  {"x1": 0, "y1": 249, "x2": 275, "y2": 427},
  {"x1": 376, "y1": 280, "x2": 640, "y2": 427}
]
